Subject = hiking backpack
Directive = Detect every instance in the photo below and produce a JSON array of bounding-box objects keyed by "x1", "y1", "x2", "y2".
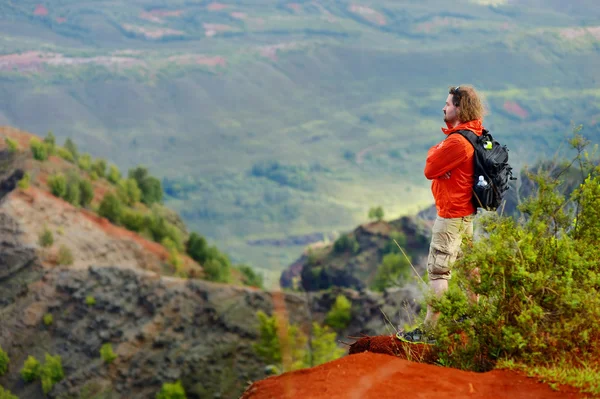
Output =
[{"x1": 452, "y1": 129, "x2": 516, "y2": 211}]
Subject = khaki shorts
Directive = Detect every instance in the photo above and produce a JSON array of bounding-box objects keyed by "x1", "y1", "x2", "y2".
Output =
[{"x1": 427, "y1": 214, "x2": 475, "y2": 281}]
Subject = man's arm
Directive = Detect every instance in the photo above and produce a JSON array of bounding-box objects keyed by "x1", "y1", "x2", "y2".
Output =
[{"x1": 424, "y1": 136, "x2": 469, "y2": 180}]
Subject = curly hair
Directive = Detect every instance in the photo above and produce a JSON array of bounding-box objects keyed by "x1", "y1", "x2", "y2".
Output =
[{"x1": 449, "y1": 85, "x2": 487, "y2": 122}]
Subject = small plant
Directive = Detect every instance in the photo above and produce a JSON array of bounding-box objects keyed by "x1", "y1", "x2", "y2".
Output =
[
  {"x1": 17, "y1": 171, "x2": 30, "y2": 189},
  {"x1": 5, "y1": 137, "x2": 18, "y2": 153},
  {"x1": 100, "y1": 343, "x2": 117, "y2": 364},
  {"x1": 85, "y1": 295, "x2": 96, "y2": 306},
  {"x1": 44, "y1": 131, "x2": 56, "y2": 154},
  {"x1": 41, "y1": 353, "x2": 64, "y2": 394},
  {"x1": 0, "y1": 346, "x2": 9, "y2": 376},
  {"x1": 20, "y1": 355, "x2": 41, "y2": 382},
  {"x1": 38, "y1": 227, "x2": 54, "y2": 248},
  {"x1": 57, "y1": 146, "x2": 74, "y2": 162},
  {"x1": 107, "y1": 165, "x2": 121, "y2": 184},
  {"x1": 368, "y1": 206, "x2": 384, "y2": 221},
  {"x1": 79, "y1": 179, "x2": 94, "y2": 207},
  {"x1": 156, "y1": 381, "x2": 187, "y2": 399},
  {"x1": 30, "y1": 138, "x2": 49, "y2": 161},
  {"x1": 325, "y1": 295, "x2": 352, "y2": 331},
  {"x1": 57, "y1": 245, "x2": 74, "y2": 265},
  {"x1": 0, "y1": 386, "x2": 18, "y2": 399},
  {"x1": 48, "y1": 173, "x2": 67, "y2": 198},
  {"x1": 43, "y1": 313, "x2": 53, "y2": 326},
  {"x1": 333, "y1": 234, "x2": 360, "y2": 254}
]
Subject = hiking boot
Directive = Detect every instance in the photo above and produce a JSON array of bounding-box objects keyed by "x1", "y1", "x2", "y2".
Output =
[{"x1": 395, "y1": 327, "x2": 436, "y2": 345}]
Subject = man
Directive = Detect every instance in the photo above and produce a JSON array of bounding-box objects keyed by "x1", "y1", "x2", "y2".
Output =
[{"x1": 397, "y1": 85, "x2": 486, "y2": 344}]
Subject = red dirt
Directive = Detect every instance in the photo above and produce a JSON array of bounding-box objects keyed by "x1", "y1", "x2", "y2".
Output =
[
  {"x1": 242, "y1": 335, "x2": 584, "y2": 399},
  {"x1": 503, "y1": 101, "x2": 528, "y2": 119},
  {"x1": 34, "y1": 4, "x2": 48, "y2": 16}
]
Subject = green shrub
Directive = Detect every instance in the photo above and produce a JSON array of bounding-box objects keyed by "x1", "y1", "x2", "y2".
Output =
[
  {"x1": 64, "y1": 177, "x2": 81, "y2": 206},
  {"x1": 79, "y1": 179, "x2": 94, "y2": 207},
  {"x1": 325, "y1": 295, "x2": 352, "y2": 331},
  {"x1": 64, "y1": 138, "x2": 78, "y2": 160},
  {"x1": 129, "y1": 166, "x2": 163, "y2": 205},
  {"x1": 57, "y1": 245, "x2": 74, "y2": 266},
  {"x1": 85, "y1": 296, "x2": 96, "y2": 306},
  {"x1": 100, "y1": 343, "x2": 117, "y2": 364},
  {"x1": 156, "y1": 381, "x2": 187, "y2": 399},
  {"x1": 146, "y1": 211, "x2": 184, "y2": 251},
  {"x1": 120, "y1": 208, "x2": 146, "y2": 232},
  {"x1": 77, "y1": 153, "x2": 92, "y2": 171},
  {"x1": 20, "y1": 355, "x2": 41, "y2": 382},
  {"x1": 310, "y1": 323, "x2": 346, "y2": 366},
  {"x1": 17, "y1": 171, "x2": 30, "y2": 189},
  {"x1": 41, "y1": 353, "x2": 64, "y2": 394},
  {"x1": 371, "y1": 253, "x2": 411, "y2": 292},
  {"x1": 203, "y1": 258, "x2": 231, "y2": 283},
  {"x1": 107, "y1": 165, "x2": 121, "y2": 184},
  {"x1": 38, "y1": 227, "x2": 54, "y2": 248},
  {"x1": 98, "y1": 193, "x2": 122, "y2": 224},
  {"x1": 237, "y1": 264, "x2": 264, "y2": 289},
  {"x1": 253, "y1": 311, "x2": 307, "y2": 372},
  {"x1": 57, "y1": 147, "x2": 74, "y2": 162},
  {"x1": 30, "y1": 138, "x2": 48, "y2": 161},
  {"x1": 92, "y1": 159, "x2": 107, "y2": 178},
  {"x1": 368, "y1": 206, "x2": 384, "y2": 221},
  {"x1": 117, "y1": 178, "x2": 142, "y2": 206},
  {"x1": 0, "y1": 386, "x2": 18, "y2": 399},
  {"x1": 89, "y1": 171, "x2": 98, "y2": 181},
  {"x1": 5, "y1": 137, "x2": 18, "y2": 153},
  {"x1": 44, "y1": 131, "x2": 56, "y2": 154},
  {"x1": 382, "y1": 231, "x2": 407, "y2": 255},
  {"x1": 48, "y1": 174, "x2": 67, "y2": 198},
  {"x1": 43, "y1": 313, "x2": 53, "y2": 326},
  {"x1": 333, "y1": 234, "x2": 360, "y2": 254},
  {"x1": 0, "y1": 346, "x2": 9, "y2": 376}
]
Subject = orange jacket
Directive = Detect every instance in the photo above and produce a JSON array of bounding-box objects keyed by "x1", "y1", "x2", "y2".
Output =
[{"x1": 424, "y1": 119, "x2": 484, "y2": 218}]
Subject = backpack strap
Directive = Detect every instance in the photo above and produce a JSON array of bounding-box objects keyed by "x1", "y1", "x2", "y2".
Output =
[{"x1": 449, "y1": 129, "x2": 480, "y2": 149}]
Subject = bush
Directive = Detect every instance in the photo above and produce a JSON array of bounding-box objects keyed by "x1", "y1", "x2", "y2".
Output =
[
  {"x1": 79, "y1": 179, "x2": 94, "y2": 207},
  {"x1": 57, "y1": 147, "x2": 75, "y2": 162},
  {"x1": 433, "y1": 136, "x2": 600, "y2": 374},
  {"x1": 107, "y1": 165, "x2": 121, "y2": 184},
  {"x1": 38, "y1": 227, "x2": 54, "y2": 248},
  {"x1": 78, "y1": 153, "x2": 92, "y2": 171},
  {"x1": 156, "y1": 381, "x2": 187, "y2": 399},
  {"x1": 325, "y1": 295, "x2": 352, "y2": 331},
  {"x1": 85, "y1": 296, "x2": 96, "y2": 306},
  {"x1": 129, "y1": 166, "x2": 163, "y2": 205},
  {"x1": 117, "y1": 178, "x2": 141, "y2": 206},
  {"x1": 333, "y1": 234, "x2": 360, "y2": 254},
  {"x1": 237, "y1": 264, "x2": 264, "y2": 289},
  {"x1": 202, "y1": 258, "x2": 231, "y2": 283},
  {"x1": 146, "y1": 211, "x2": 184, "y2": 251},
  {"x1": 44, "y1": 131, "x2": 56, "y2": 154},
  {"x1": 5, "y1": 137, "x2": 18, "y2": 153},
  {"x1": 120, "y1": 208, "x2": 146, "y2": 232},
  {"x1": 57, "y1": 245, "x2": 74, "y2": 265},
  {"x1": 17, "y1": 171, "x2": 30, "y2": 189},
  {"x1": 371, "y1": 253, "x2": 411, "y2": 292},
  {"x1": 310, "y1": 323, "x2": 346, "y2": 366},
  {"x1": 64, "y1": 177, "x2": 81, "y2": 206},
  {"x1": 382, "y1": 231, "x2": 407, "y2": 255},
  {"x1": 41, "y1": 353, "x2": 64, "y2": 394},
  {"x1": 30, "y1": 138, "x2": 48, "y2": 161},
  {"x1": 253, "y1": 311, "x2": 307, "y2": 372},
  {"x1": 43, "y1": 313, "x2": 53, "y2": 326},
  {"x1": 0, "y1": 386, "x2": 18, "y2": 399},
  {"x1": 64, "y1": 138, "x2": 78, "y2": 160},
  {"x1": 92, "y1": 159, "x2": 107, "y2": 178},
  {"x1": 100, "y1": 343, "x2": 117, "y2": 364},
  {"x1": 20, "y1": 355, "x2": 41, "y2": 382},
  {"x1": 368, "y1": 206, "x2": 384, "y2": 221},
  {"x1": 48, "y1": 174, "x2": 67, "y2": 198},
  {"x1": 98, "y1": 193, "x2": 122, "y2": 224},
  {"x1": 0, "y1": 346, "x2": 9, "y2": 376}
]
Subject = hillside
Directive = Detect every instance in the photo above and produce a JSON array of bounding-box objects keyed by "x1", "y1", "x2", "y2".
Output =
[
  {"x1": 0, "y1": 127, "x2": 425, "y2": 398},
  {"x1": 2, "y1": 0, "x2": 600, "y2": 280}
]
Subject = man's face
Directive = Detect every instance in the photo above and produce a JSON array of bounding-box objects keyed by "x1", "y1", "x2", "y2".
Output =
[{"x1": 443, "y1": 94, "x2": 459, "y2": 125}]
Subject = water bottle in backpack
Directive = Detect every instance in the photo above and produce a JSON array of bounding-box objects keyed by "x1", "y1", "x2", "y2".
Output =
[{"x1": 477, "y1": 175, "x2": 488, "y2": 187}]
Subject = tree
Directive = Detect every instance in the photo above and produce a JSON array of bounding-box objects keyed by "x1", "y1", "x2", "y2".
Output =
[
  {"x1": 44, "y1": 131, "x2": 56, "y2": 154},
  {"x1": 129, "y1": 166, "x2": 163, "y2": 205},
  {"x1": 325, "y1": 295, "x2": 352, "y2": 331},
  {"x1": 48, "y1": 174, "x2": 67, "y2": 198},
  {"x1": 0, "y1": 346, "x2": 8, "y2": 376},
  {"x1": 93, "y1": 159, "x2": 107, "y2": 178},
  {"x1": 78, "y1": 153, "x2": 92, "y2": 171},
  {"x1": 117, "y1": 178, "x2": 142, "y2": 206},
  {"x1": 253, "y1": 311, "x2": 307, "y2": 372},
  {"x1": 310, "y1": 323, "x2": 346, "y2": 366},
  {"x1": 368, "y1": 206, "x2": 384, "y2": 221},
  {"x1": 186, "y1": 232, "x2": 208, "y2": 263},
  {"x1": 237, "y1": 264, "x2": 264, "y2": 289},
  {"x1": 79, "y1": 179, "x2": 94, "y2": 207},
  {"x1": 64, "y1": 177, "x2": 81, "y2": 206},
  {"x1": 107, "y1": 165, "x2": 121, "y2": 184},
  {"x1": 98, "y1": 193, "x2": 122, "y2": 223},
  {"x1": 30, "y1": 138, "x2": 48, "y2": 161},
  {"x1": 371, "y1": 253, "x2": 411, "y2": 292},
  {"x1": 64, "y1": 138, "x2": 78, "y2": 160}
]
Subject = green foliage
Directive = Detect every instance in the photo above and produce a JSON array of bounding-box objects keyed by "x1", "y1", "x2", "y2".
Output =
[
  {"x1": 100, "y1": 343, "x2": 117, "y2": 364},
  {"x1": 64, "y1": 176, "x2": 81, "y2": 206},
  {"x1": 156, "y1": 381, "x2": 187, "y2": 399},
  {"x1": 203, "y1": 258, "x2": 231, "y2": 283},
  {"x1": 333, "y1": 234, "x2": 360, "y2": 254},
  {"x1": 57, "y1": 245, "x2": 74, "y2": 265},
  {"x1": 98, "y1": 192, "x2": 123, "y2": 223},
  {"x1": 85, "y1": 296, "x2": 96, "y2": 306},
  {"x1": 163, "y1": 238, "x2": 186, "y2": 278},
  {"x1": 107, "y1": 165, "x2": 121, "y2": 184},
  {"x1": 48, "y1": 173, "x2": 67, "y2": 198},
  {"x1": 44, "y1": 131, "x2": 56, "y2": 154},
  {"x1": 0, "y1": 386, "x2": 18, "y2": 399},
  {"x1": 117, "y1": 178, "x2": 142, "y2": 206},
  {"x1": 78, "y1": 153, "x2": 92, "y2": 171},
  {"x1": 41, "y1": 353, "x2": 64, "y2": 394},
  {"x1": 433, "y1": 136, "x2": 600, "y2": 374},
  {"x1": 38, "y1": 227, "x2": 54, "y2": 247},
  {"x1": 237, "y1": 264, "x2": 264, "y2": 289},
  {"x1": 30, "y1": 138, "x2": 49, "y2": 161},
  {"x1": 92, "y1": 159, "x2": 107, "y2": 178},
  {"x1": 120, "y1": 208, "x2": 146, "y2": 232},
  {"x1": 368, "y1": 206, "x2": 384, "y2": 221},
  {"x1": 146, "y1": 210, "x2": 184, "y2": 251},
  {"x1": 57, "y1": 147, "x2": 74, "y2": 163},
  {"x1": 5, "y1": 137, "x2": 18, "y2": 153},
  {"x1": 310, "y1": 323, "x2": 346, "y2": 366},
  {"x1": 21, "y1": 355, "x2": 41, "y2": 382},
  {"x1": 371, "y1": 253, "x2": 411, "y2": 292},
  {"x1": 250, "y1": 160, "x2": 316, "y2": 191},
  {"x1": 17, "y1": 171, "x2": 30, "y2": 189},
  {"x1": 129, "y1": 166, "x2": 163, "y2": 205},
  {"x1": 43, "y1": 313, "x2": 53, "y2": 326},
  {"x1": 0, "y1": 346, "x2": 9, "y2": 376},
  {"x1": 79, "y1": 179, "x2": 94, "y2": 207},
  {"x1": 64, "y1": 138, "x2": 78, "y2": 160},
  {"x1": 325, "y1": 295, "x2": 352, "y2": 331},
  {"x1": 382, "y1": 231, "x2": 407, "y2": 255}
]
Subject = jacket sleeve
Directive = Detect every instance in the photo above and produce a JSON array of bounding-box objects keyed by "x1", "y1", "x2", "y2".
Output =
[{"x1": 424, "y1": 136, "x2": 469, "y2": 180}]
